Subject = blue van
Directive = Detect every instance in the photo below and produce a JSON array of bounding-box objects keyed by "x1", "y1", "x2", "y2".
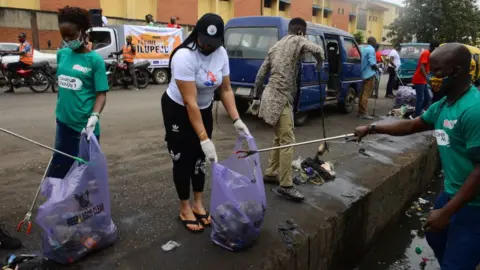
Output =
[
  {"x1": 224, "y1": 16, "x2": 363, "y2": 125},
  {"x1": 397, "y1": 43, "x2": 429, "y2": 85}
]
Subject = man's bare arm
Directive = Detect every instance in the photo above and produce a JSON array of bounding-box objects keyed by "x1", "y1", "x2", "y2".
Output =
[{"x1": 375, "y1": 117, "x2": 433, "y2": 136}]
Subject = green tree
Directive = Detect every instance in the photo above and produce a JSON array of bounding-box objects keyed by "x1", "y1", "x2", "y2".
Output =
[
  {"x1": 354, "y1": 31, "x2": 365, "y2": 44},
  {"x1": 387, "y1": 0, "x2": 480, "y2": 45}
]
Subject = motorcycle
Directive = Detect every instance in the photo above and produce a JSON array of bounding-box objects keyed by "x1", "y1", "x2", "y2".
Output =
[
  {"x1": 0, "y1": 53, "x2": 51, "y2": 93},
  {"x1": 105, "y1": 55, "x2": 150, "y2": 89},
  {"x1": 44, "y1": 64, "x2": 58, "y2": 93}
]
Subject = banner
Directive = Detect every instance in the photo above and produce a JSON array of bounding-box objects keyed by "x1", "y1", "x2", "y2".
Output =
[{"x1": 123, "y1": 25, "x2": 183, "y2": 67}]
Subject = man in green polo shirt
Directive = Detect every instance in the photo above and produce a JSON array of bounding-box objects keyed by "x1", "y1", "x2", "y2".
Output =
[{"x1": 354, "y1": 43, "x2": 480, "y2": 269}]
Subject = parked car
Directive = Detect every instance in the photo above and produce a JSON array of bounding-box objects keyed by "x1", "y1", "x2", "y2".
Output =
[{"x1": 0, "y1": 42, "x2": 57, "y2": 68}]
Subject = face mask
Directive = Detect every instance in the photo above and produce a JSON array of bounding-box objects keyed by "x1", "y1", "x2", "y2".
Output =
[
  {"x1": 63, "y1": 34, "x2": 84, "y2": 50},
  {"x1": 199, "y1": 46, "x2": 216, "y2": 56},
  {"x1": 18, "y1": 38, "x2": 26, "y2": 43}
]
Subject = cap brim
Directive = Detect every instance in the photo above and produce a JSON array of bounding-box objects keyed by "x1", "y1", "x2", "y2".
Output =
[{"x1": 198, "y1": 32, "x2": 222, "y2": 48}]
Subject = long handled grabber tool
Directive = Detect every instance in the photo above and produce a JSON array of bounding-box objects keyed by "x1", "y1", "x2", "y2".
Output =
[
  {"x1": 372, "y1": 70, "x2": 381, "y2": 117},
  {"x1": 0, "y1": 128, "x2": 88, "y2": 234},
  {"x1": 236, "y1": 133, "x2": 356, "y2": 158},
  {"x1": 0, "y1": 128, "x2": 88, "y2": 164},
  {"x1": 17, "y1": 156, "x2": 52, "y2": 234},
  {"x1": 317, "y1": 65, "x2": 329, "y2": 155}
]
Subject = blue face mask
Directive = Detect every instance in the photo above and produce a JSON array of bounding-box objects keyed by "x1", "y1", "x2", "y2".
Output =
[{"x1": 63, "y1": 35, "x2": 83, "y2": 50}]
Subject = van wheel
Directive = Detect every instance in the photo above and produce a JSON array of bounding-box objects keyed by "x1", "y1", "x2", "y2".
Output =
[
  {"x1": 339, "y1": 87, "x2": 356, "y2": 114},
  {"x1": 152, "y1": 69, "x2": 168, "y2": 84},
  {"x1": 294, "y1": 112, "x2": 308, "y2": 126},
  {"x1": 235, "y1": 98, "x2": 250, "y2": 116}
]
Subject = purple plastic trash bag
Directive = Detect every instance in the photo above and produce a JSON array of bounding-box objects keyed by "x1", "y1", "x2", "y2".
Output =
[
  {"x1": 36, "y1": 135, "x2": 117, "y2": 265},
  {"x1": 210, "y1": 136, "x2": 266, "y2": 251}
]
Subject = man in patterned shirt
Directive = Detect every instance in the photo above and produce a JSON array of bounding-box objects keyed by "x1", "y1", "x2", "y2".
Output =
[{"x1": 254, "y1": 18, "x2": 325, "y2": 201}]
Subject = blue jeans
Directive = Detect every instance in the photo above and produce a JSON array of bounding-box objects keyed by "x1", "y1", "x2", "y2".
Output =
[
  {"x1": 414, "y1": 84, "x2": 431, "y2": 117},
  {"x1": 425, "y1": 192, "x2": 480, "y2": 269},
  {"x1": 47, "y1": 120, "x2": 99, "y2": 179}
]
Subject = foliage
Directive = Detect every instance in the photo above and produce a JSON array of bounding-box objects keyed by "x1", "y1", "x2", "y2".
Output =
[
  {"x1": 354, "y1": 31, "x2": 365, "y2": 44},
  {"x1": 386, "y1": 0, "x2": 480, "y2": 45}
]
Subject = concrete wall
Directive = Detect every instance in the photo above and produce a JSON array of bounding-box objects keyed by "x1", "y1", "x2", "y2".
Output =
[
  {"x1": 331, "y1": 0, "x2": 351, "y2": 31},
  {"x1": 233, "y1": 0, "x2": 260, "y2": 17},
  {"x1": 0, "y1": 7, "x2": 194, "y2": 50},
  {"x1": 40, "y1": 0, "x2": 101, "y2": 11},
  {"x1": 290, "y1": 0, "x2": 312, "y2": 21}
]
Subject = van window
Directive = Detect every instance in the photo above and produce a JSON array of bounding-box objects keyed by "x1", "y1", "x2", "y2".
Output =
[
  {"x1": 343, "y1": 38, "x2": 361, "y2": 61},
  {"x1": 89, "y1": 31, "x2": 112, "y2": 50},
  {"x1": 400, "y1": 45, "x2": 428, "y2": 59},
  {"x1": 225, "y1": 27, "x2": 278, "y2": 59},
  {"x1": 303, "y1": 35, "x2": 325, "y2": 63}
]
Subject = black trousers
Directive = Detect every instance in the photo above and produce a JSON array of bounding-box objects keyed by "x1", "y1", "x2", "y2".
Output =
[
  {"x1": 386, "y1": 66, "x2": 396, "y2": 95},
  {"x1": 6, "y1": 61, "x2": 29, "y2": 76},
  {"x1": 161, "y1": 93, "x2": 213, "y2": 201}
]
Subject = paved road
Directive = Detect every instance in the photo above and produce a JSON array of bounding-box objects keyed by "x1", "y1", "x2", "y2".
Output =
[{"x1": 0, "y1": 78, "x2": 395, "y2": 269}]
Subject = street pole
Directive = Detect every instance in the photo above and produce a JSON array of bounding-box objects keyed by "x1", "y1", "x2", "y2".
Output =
[{"x1": 260, "y1": 0, "x2": 263, "y2": 15}]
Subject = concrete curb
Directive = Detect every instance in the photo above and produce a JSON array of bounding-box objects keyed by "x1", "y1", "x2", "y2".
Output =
[{"x1": 258, "y1": 131, "x2": 439, "y2": 270}]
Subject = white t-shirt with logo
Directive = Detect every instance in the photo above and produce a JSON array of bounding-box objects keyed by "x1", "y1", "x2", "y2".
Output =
[
  {"x1": 166, "y1": 46, "x2": 230, "y2": 109},
  {"x1": 388, "y1": 49, "x2": 401, "y2": 71}
]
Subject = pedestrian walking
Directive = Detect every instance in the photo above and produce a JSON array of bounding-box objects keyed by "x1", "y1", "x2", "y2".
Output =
[
  {"x1": 358, "y1": 37, "x2": 378, "y2": 120},
  {"x1": 386, "y1": 44, "x2": 401, "y2": 98},
  {"x1": 354, "y1": 43, "x2": 480, "y2": 269},
  {"x1": 253, "y1": 17, "x2": 325, "y2": 201},
  {"x1": 161, "y1": 13, "x2": 250, "y2": 232},
  {"x1": 412, "y1": 41, "x2": 439, "y2": 116},
  {"x1": 48, "y1": 6, "x2": 109, "y2": 179}
]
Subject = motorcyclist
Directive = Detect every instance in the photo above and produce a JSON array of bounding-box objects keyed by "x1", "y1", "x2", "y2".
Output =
[
  {"x1": 0, "y1": 33, "x2": 34, "y2": 93},
  {"x1": 110, "y1": 36, "x2": 138, "y2": 91}
]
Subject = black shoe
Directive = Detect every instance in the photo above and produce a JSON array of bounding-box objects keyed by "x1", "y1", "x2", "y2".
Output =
[
  {"x1": 263, "y1": 175, "x2": 279, "y2": 185},
  {"x1": 0, "y1": 224, "x2": 22, "y2": 250},
  {"x1": 277, "y1": 186, "x2": 305, "y2": 201},
  {"x1": 385, "y1": 94, "x2": 395, "y2": 98}
]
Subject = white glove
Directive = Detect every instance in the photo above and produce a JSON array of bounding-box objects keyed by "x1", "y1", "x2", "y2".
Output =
[
  {"x1": 233, "y1": 119, "x2": 250, "y2": 136},
  {"x1": 201, "y1": 139, "x2": 218, "y2": 163},
  {"x1": 83, "y1": 114, "x2": 99, "y2": 140}
]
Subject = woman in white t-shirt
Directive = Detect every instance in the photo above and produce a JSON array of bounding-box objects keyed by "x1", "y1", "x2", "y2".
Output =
[{"x1": 161, "y1": 13, "x2": 250, "y2": 233}]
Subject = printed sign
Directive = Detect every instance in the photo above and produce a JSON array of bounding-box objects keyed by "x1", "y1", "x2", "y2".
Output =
[
  {"x1": 58, "y1": 75, "x2": 82, "y2": 91},
  {"x1": 124, "y1": 25, "x2": 183, "y2": 67}
]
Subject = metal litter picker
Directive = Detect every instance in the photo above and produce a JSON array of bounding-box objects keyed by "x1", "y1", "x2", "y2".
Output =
[
  {"x1": 0, "y1": 128, "x2": 88, "y2": 234},
  {"x1": 236, "y1": 133, "x2": 356, "y2": 158}
]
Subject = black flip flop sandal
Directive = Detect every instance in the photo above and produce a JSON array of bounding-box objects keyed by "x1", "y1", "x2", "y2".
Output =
[
  {"x1": 193, "y1": 211, "x2": 211, "y2": 227},
  {"x1": 178, "y1": 216, "x2": 204, "y2": 233}
]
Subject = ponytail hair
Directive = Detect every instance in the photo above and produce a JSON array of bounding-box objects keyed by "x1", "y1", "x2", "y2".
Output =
[{"x1": 167, "y1": 28, "x2": 200, "y2": 83}]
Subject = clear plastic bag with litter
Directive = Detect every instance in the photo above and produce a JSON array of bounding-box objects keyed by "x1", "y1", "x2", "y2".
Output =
[
  {"x1": 210, "y1": 136, "x2": 266, "y2": 251},
  {"x1": 36, "y1": 135, "x2": 117, "y2": 265}
]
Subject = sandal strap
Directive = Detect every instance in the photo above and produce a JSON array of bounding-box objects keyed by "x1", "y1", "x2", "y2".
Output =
[{"x1": 194, "y1": 211, "x2": 210, "y2": 220}]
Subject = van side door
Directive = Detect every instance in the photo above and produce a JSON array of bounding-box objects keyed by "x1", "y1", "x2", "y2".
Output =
[
  {"x1": 297, "y1": 32, "x2": 327, "y2": 112},
  {"x1": 340, "y1": 37, "x2": 362, "y2": 82}
]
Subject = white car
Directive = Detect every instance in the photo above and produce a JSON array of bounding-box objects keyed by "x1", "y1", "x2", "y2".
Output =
[{"x1": 0, "y1": 42, "x2": 57, "y2": 68}]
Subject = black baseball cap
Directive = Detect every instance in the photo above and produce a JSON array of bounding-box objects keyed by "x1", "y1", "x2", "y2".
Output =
[{"x1": 196, "y1": 13, "x2": 224, "y2": 48}]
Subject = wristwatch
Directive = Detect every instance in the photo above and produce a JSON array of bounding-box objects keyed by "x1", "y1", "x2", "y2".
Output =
[{"x1": 368, "y1": 123, "x2": 376, "y2": 134}]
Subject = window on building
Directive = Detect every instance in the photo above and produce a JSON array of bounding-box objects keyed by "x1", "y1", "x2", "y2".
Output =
[
  {"x1": 342, "y1": 8, "x2": 344, "y2": 15},
  {"x1": 279, "y1": 2, "x2": 287, "y2": 11},
  {"x1": 338, "y1": 8, "x2": 341, "y2": 14},
  {"x1": 303, "y1": 35, "x2": 326, "y2": 62},
  {"x1": 264, "y1": 0, "x2": 272, "y2": 8},
  {"x1": 344, "y1": 38, "x2": 361, "y2": 61},
  {"x1": 225, "y1": 27, "x2": 279, "y2": 59},
  {"x1": 312, "y1": 8, "x2": 318, "y2": 16},
  {"x1": 357, "y1": 9, "x2": 367, "y2": 30}
]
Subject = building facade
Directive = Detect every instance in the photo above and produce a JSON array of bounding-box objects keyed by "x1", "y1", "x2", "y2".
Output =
[{"x1": 0, "y1": 0, "x2": 403, "y2": 49}]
